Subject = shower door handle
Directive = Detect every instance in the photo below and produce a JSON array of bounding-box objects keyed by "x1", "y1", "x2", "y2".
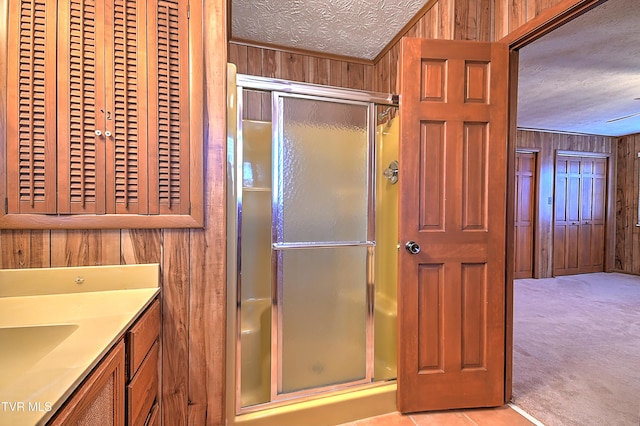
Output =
[{"x1": 405, "y1": 241, "x2": 421, "y2": 255}]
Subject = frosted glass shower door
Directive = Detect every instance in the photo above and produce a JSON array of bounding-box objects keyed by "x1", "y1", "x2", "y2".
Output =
[{"x1": 273, "y1": 94, "x2": 373, "y2": 397}]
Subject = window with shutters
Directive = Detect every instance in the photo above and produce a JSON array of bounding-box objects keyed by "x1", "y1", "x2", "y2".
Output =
[{"x1": 1, "y1": 0, "x2": 203, "y2": 229}]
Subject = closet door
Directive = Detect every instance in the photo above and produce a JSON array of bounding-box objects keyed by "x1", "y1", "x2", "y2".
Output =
[
  {"x1": 106, "y1": 0, "x2": 149, "y2": 214},
  {"x1": 578, "y1": 157, "x2": 606, "y2": 273},
  {"x1": 57, "y1": 0, "x2": 108, "y2": 214},
  {"x1": 147, "y1": 0, "x2": 191, "y2": 215},
  {"x1": 553, "y1": 157, "x2": 580, "y2": 276},
  {"x1": 514, "y1": 152, "x2": 536, "y2": 279},
  {"x1": 6, "y1": 0, "x2": 58, "y2": 214}
]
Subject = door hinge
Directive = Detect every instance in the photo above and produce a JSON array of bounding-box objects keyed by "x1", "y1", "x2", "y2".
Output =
[
  {"x1": 187, "y1": 3, "x2": 190, "y2": 19},
  {"x1": 189, "y1": 202, "x2": 192, "y2": 215},
  {"x1": 4, "y1": 198, "x2": 7, "y2": 214}
]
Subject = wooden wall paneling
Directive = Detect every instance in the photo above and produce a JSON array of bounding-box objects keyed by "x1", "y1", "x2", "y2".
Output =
[
  {"x1": 494, "y1": 0, "x2": 510, "y2": 40},
  {"x1": 246, "y1": 47, "x2": 264, "y2": 121},
  {"x1": 478, "y1": 0, "x2": 492, "y2": 41},
  {"x1": 188, "y1": 0, "x2": 227, "y2": 423},
  {"x1": 161, "y1": 229, "x2": 190, "y2": 425},
  {"x1": 0, "y1": 230, "x2": 51, "y2": 269},
  {"x1": 510, "y1": 0, "x2": 528, "y2": 34},
  {"x1": 388, "y1": 43, "x2": 400, "y2": 95},
  {"x1": 516, "y1": 130, "x2": 615, "y2": 277},
  {"x1": 454, "y1": 0, "x2": 474, "y2": 40},
  {"x1": 374, "y1": 51, "x2": 390, "y2": 93},
  {"x1": 329, "y1": 59, "x2": 343, "y2": 87},
  {"x1": 450, "y1": 0, "x2": 492, "y2": 41},
  {"x1": 616, "y1": 134, "x2": 640, "y2": 274},
  {"x1": 437, "y1": 0, "x2": 454, "y2": 40},
  {"x1": 50, "y1": 230, "x2": 121, "y2": 267},
  {"x1": 627, "y1": 135, "x2": 640, "y2": 274},
  {"x1": 262, "y1": 49, "x2": 280, "y2": 78},
  {"x1": 424, "y1": 4, "x2": 439, "y2": 39},
  {"x1": 281, "y1": 52, "x2": 307, "y2": 83},
  {"x1": 308, "y1": 57, "x2": 330, "y2": 86},
  {"x1": 120, "y1": 229, "x2": 162, "y2": 265},
  {"x1": 614, "y1": 136, "x2": 629, "y2": 270},
  {"x1": 228, "y1": 43, "x2": 248, "y2": 74}
]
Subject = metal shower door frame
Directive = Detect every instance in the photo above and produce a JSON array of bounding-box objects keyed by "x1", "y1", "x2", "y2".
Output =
[{"x1": 233, "y1": 74, "x2": 398, "y2": 413}]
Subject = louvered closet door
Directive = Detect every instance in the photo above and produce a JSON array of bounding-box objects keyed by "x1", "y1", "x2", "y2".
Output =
[
  {"x1": 106, "y1": 0, "x2": 149, "y2": 214},
  {"x1": 57, "y1": 0, "x2": 108, "y2": 214},
  {"x1": 147, "y1": 0, "x2": 191, "y2": 215},
  {"x1": 57, "y1": 0, "x2": 148, "y2": 214},
  {"x1": 6, "y1": 0, "x2": 58, "y2": 214}
]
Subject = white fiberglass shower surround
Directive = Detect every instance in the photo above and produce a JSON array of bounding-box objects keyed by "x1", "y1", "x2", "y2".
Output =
[{"x1": 227, "y1": 66, "x2": 400, "y2": 424}]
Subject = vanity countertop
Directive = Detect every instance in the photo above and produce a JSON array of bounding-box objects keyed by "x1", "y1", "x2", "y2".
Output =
[{"x1": 0, "y1": 264, "x2": 160, "y2": 426}]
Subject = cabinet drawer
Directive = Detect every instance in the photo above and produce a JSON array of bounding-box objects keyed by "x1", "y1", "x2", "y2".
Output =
[
  {"x1": 127, "y1": 299, "x2": 160, "y2": 377},
  {"x1": 127, "y1": 341, "x2": 159, "y2": 426}
]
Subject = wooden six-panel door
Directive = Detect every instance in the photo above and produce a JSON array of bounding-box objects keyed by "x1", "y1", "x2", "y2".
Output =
[{"x1": 397, "y1": 38, "x2": 508, "y2": 412}]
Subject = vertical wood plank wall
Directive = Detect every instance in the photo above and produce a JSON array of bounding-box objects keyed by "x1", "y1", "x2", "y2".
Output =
[
  {"x1": 616, "y1": 133, "x2": 640, "y2": 274},
  {"x1": 228, "y1": 43, "x2": 375, "y2": 91},
  {"x1": 516, "y1": 130, "x2": 615, "y2": 278},
  {"x1": 0, "y1": 0, "x2": 630, "y2": 425}
]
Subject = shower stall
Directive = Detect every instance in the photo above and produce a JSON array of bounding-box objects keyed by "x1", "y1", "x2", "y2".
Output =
[{"x1": 226, "y1": 64, "x2": 400, "y2": 425}]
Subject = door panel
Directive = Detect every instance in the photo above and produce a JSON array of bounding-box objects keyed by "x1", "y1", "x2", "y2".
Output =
[
  {"x1": 514, "y1": 152, "x2": 535, "y2": 278},
  {"x1": 398, "y1": 38, "x2": 508, "y2": 413},
  {"x1": 553, "y1": 157, "x2": 580, "y2": 275},
  {"x1": 553, "y1": 156, "x2": 606, "y2": 275}
]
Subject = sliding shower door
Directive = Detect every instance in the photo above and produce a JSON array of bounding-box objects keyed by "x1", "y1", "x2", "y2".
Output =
[{"x1": 272, "y1": 94, "x2": 374, "y2": 398}]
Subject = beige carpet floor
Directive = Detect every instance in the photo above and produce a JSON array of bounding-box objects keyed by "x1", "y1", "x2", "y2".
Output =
[{"x1": 512, "y1": 273, "x2": 640, "y2": 426}]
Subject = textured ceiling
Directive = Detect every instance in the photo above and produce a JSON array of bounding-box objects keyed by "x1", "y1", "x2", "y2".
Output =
[
  {"x1": 231, "y1": 0, "x2": 431, "y2": 60},
  {"x1": 232, "y1": 0, "x2": 639, "y2": 137},
  {"x1": 518, "y1": 0, "x2": 640, "y2": 136}
]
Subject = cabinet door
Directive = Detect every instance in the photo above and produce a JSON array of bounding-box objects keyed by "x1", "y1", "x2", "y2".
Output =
[
  {"x1": 147, "y1": 0, "x2": 191, "y2": 215},
  {"x1": 106, "y1": 0, "x2": 150, "y2": 214},
  {"x1": 49, "y1": 340, "x2": 125, "y2": 426},
  {"x1": 57, "y1": 0, "x2": 107, "y2": 214},
  {"x1": 6, "y1": 0, "x2": 58, "y2": 214},
  {"x1": 57, "y1": 0, "x2": 148, "y2": 214}
]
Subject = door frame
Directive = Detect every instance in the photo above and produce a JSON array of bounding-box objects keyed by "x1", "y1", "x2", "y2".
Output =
[{"x1": 500, "y1": 0, "x2": 609, "y2": 402}]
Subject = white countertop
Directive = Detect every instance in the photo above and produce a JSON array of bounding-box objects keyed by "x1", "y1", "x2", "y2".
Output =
[{"x1": 0, "y1": 264, "x2": 160, "y2": 426}]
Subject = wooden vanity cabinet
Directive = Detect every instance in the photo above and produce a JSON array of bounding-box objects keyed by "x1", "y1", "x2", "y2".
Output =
[
  {"x1": 48, "y1": 341, "x2": 126, "y2": 426},
  {"x1": 126, "y1": 299, "x2": 161, "y2": 426},
  {"x1": 46, "y1": 298, "x2": 160, "y2": 426}
]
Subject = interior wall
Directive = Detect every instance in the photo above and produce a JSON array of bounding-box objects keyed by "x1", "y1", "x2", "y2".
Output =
[
  {"x1": 516, "y1": 129, "x2": 616, "y2": 278},
  {"x1": 0, "y1": 0, "x2": 603, "y2": 425},
  {"x1": 615, "y1": 133, "x2": 640, "y2": 274},
  {"x1": 228, "y1": 43, "x2": 375, "y2": 91}
]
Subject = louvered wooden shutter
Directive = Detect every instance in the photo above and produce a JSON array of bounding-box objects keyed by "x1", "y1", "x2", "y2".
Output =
[
  {"x1": 148, "y1": 0, "x2": 190, "y2": 215},
  {"x1": 6, "y1": 0, "x2": 58, "y2": 214},
  {"x1": 57, "y1": 0, "x2": 107, "y2": 214},
  {"x1": 106, "y1": 0, "x2": 148, "y2": 214}
]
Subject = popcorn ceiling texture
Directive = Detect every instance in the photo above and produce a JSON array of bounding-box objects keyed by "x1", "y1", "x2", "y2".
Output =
[{"x1": 231, "y1": 0, "x2": 430, "y2": 60}]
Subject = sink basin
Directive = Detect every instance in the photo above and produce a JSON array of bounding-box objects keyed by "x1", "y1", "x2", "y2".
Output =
[{"x1": 0, "y1": 324, "x2": 79, "y2": 388}]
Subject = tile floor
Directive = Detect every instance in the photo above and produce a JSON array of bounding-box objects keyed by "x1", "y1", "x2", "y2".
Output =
[{"x1": 337, "y1": 405, "x2": 538, "y2": 426}]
